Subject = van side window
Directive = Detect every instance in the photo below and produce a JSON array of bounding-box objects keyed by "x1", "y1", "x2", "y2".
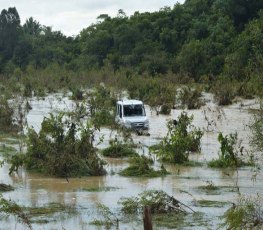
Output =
[{"x1": 119, "y1": 105, "x2": 122, "y2": 117}]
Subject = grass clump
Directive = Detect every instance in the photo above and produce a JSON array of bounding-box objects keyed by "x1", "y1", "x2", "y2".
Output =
[
  {"x1": 119, "y1": 154, "x2": 169, "y2": 177},
  {"x1": 151, "y1": 112, "x2": 203, "y2": 164}
]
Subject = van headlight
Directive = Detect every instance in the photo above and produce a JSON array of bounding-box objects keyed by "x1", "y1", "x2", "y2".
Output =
[
  {"x1": 145, "y1": 120, "x2": 149, "y2": 128},
  {"x1": 124, "y1": 120, "x2": 132, "y2": 128}
]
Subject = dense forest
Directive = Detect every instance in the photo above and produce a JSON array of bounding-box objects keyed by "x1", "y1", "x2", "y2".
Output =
[{"x1": 0, "y1": 0, "x2": 263, "y2": 84}]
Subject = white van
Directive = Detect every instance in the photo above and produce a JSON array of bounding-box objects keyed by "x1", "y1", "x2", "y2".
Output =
[{"x1": 115, "y1": 100, "x2": 149, "y2": 130}]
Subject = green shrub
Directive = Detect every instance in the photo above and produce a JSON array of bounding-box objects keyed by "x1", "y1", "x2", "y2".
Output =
[{"x1": 152, "y1": 112, "x2": 203, "y2": 164}]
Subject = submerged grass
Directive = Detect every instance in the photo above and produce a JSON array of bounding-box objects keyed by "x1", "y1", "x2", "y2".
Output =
[
  {"x1": 82, "y1": 186, "x2": 120, "y2": 192},
  {"x1": 24, "y1": 202, "x2": 77, "y2": 224},
  {"x1": 154, "y1": 212, "x2": 209, "y2": 229},
  {"x1": 195, "y1": 200, "x2": 229, "y2": 208}
]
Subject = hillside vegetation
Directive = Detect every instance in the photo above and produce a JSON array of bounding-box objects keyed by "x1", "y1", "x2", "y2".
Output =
[{"x1": 0, "y1": 0, "x2": 263, "y2": 95}]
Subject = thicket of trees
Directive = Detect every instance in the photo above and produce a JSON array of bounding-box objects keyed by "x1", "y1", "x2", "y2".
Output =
[{"x1": 1, "y1": 0, "x2": 263, "y2": 81}]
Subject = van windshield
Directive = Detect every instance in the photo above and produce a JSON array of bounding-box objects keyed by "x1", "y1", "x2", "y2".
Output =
[{"x1": 123, "y1": 104, "x2": 145, "y2": 117}]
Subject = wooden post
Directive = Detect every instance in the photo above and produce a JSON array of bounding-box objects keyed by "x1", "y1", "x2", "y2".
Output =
[{"x1": 143, "y1": 206, "x2": 153, "y2": 230}]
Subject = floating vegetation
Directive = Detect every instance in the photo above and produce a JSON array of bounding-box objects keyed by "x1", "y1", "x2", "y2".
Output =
[
  {"x1": 119, "y1": 190, "x2": 195, "y2": 214},
  {"x1": 119, "y1": 154, "x2": 169, "y2": 177}
]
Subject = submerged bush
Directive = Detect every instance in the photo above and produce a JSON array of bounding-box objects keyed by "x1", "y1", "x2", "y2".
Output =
[
  {"x1": 208, "y1": 132, "x2": 251, "y2": 168},
  {"x1": 88, "y1": 85, "x2": 116, "y2": 127},
  {"x1": 102, "y1": 138, "x2": 136, "y2": 158},
  {"x1": 11, "y1": 113, "x2": 106, "y2": 177},
  {"x1": 152, "y1": 112, "x2": 203, "y2": 164},
  {"x1": 175, "y1": 86, "x2": 204, "y2": 109},
  {"x1": 222, "y1": 195, "x2": 263, "y2": 229},
  {"x1": 0, "y1": 97, "x2": 15, "y2": 131},
  {"x1": 250, "y1": 105, "x2": 263, "y2": 153},
  {"x1": 119, "y1": 190, "x2": 194, "y2": 214},
  {"x1": 212, "y1": 77, "x2": 236, "y2": 105},
  {"x1": 119, "y1": 154, "x2": 168, "y2": 177}
]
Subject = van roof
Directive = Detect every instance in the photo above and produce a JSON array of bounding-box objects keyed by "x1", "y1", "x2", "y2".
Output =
[{"x1": 117, "y1": 99, "x2": 143, "y2": 105}]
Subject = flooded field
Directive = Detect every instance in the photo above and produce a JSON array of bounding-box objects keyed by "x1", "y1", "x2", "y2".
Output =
[{"x1": 0, "y1": 93, "x2": 262, "y2": 229}]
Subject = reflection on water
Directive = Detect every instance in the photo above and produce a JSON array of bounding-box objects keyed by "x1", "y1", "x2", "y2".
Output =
[{"x1": 0, "y1": 94, "x2": 262, "y2": 229}]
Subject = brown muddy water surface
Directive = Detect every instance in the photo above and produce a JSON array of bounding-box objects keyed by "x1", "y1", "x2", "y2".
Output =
[{"x1": 0, "y1": 93, "x2": 262, "y2": 229}]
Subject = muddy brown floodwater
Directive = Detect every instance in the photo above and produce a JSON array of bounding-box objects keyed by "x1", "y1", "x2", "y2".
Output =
[{"x1": 0, "y1": 93, "x2": 262, "y2": 229}]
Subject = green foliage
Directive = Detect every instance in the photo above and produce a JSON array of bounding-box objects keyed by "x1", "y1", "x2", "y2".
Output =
[
  {"x1": 222, "y1": 195, "x2": 263, "y2": 229},
  {"x1": 119, "y1": 154, "x2": 168, "y2": 177},
  {"x1": 152, "y1": 112, "x2": 203, "y2": 164},
  {"x1": 17, "y1": 113, "x2": 106, "y2": 177},
  {"x1": 208, "y1": 132, "x2": 250, "y2": 168}
]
